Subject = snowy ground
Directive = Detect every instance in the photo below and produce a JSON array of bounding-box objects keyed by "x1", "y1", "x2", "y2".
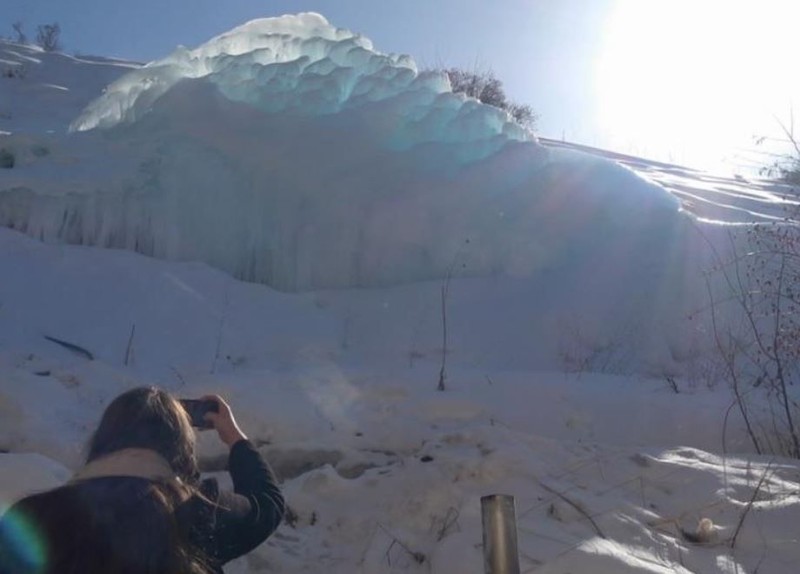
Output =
[
  {"x1": 1, "y1": 226, "x2": 797, "y2": 574},
  {"x1": 2, "y1": 16, "x2": 800, "y2": 574}
]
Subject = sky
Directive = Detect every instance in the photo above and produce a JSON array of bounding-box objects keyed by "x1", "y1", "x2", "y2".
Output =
[{"x1": 3, "y1": 0, "x2": 800, "y2": 174}]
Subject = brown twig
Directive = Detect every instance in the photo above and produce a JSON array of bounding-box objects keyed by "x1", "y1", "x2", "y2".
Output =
[
  {"x1": 124, "y1": 323, "x2": 136, "y2": 366},
  {"x1": 730, "y1": 463, "x2": 772, "y2": 549},
  {"x1": 211, "y1": 286, "x2": 230, "y2": 374},
  {"x1": 170, "y1": 366, "x2": 187, "y2": 388},
  {"x1": 437, "y1": 238, "x2": 470, "y2": 391},
  {"x1": 43, "y1": 334, "x2": 94, "y2": 361},
  {"x1": 539, "y1": 481, "x2": 606, "y2": 539},
  {"x1": 434, "y1": 507, "x2": 460, "y2": 541},
  {"x1": 377, "y1": 523, "x2": 425, "y2": 565}
]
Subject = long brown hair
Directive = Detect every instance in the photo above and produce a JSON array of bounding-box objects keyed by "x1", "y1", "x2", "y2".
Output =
[
  {"x1": 0, "y1": 386, "x2": 211, "y2": 574},
  {"x1": 87, "y1": 386, "x2": 200, "y2": 483}
]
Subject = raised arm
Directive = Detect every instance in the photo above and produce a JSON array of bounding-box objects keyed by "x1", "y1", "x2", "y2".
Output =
[{"x1": 199, "y1": 395, "x2": 285, "y2": 565}]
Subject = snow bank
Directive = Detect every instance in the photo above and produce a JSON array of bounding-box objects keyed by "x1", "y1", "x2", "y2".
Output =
[{"x1": 1, "y1": 14, "x2": 684, "y2": 291}]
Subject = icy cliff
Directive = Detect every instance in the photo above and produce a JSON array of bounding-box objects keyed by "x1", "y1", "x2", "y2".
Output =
[
  {"x1": 71, "y1": 13, "x2": 530, "y2": 149},
  {"x1": 0, "y1": 13, "x2": 683, "y2": 291}
]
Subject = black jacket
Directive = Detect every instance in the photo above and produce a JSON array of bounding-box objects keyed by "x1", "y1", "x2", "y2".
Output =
[
  {"x1": 0, "y1": 440, "x2": 284, "y2": 574},
  {"x1": 186, "y1": 440, "x2": 285, "y2": 572}
]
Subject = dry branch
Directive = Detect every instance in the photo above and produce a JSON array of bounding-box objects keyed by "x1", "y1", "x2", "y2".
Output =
[
  {"x1": 43, "y1": 334, "x2": 94, "y2": 361},
  {"x1": 124, "y1": 323, "x2": 136, "y2": 366},
  {"x1": 539, "y1": 481, "x2": 606, "y2": 539},
  {"x1": 730, "y1": 463, "x2": 772, "y2": 549},
  {"x1": 377, "y1": 523, "x2": 425, "y2": 565}
]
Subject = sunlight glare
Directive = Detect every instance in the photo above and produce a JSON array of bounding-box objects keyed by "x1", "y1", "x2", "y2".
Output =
[{"x1": 596, "y1": 0, "x2": 800, "y2": 172}]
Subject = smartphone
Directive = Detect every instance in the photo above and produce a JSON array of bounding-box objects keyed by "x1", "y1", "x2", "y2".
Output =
[{"x1": 179, "y1": 399, "x2": 219, "y2": 430}]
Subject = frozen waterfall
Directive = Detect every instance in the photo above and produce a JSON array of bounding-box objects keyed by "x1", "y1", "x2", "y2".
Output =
[{"x1": 0, "y1": 13, "x2": 683, "y2": 291}]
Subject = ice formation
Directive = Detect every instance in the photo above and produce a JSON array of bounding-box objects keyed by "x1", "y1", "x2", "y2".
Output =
[
  {"x1": 0, "y1": 13, "x2": 683, "y2": 291},
  {"x1": 71, "y1": 13, "x2": 529, "y2": 148}
]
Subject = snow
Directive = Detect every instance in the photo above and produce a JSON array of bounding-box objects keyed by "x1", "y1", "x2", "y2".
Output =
[
  {"x1": 2, "y1": 14, "x2": 684, "y2": 291},
  {"x1": 1, "y1": 12, "x2": 800, "y2": 574},
  {"x1": 538, "y1": 138, "x2": 799, "y2": 224},
  {"x1": 0, "y1": 224, "x2": 797, "y2": 573},
  {"x1": 0, "y1": 42, "x2": 138, "y2": 135}
]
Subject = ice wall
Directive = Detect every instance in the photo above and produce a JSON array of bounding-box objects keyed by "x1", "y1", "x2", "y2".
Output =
[
  {"x1": 0, "y1": 13, "x2": 685, "y2": 292},
  {"x1": 70, "y1": 13, "x2": 528, "y2": 149}
]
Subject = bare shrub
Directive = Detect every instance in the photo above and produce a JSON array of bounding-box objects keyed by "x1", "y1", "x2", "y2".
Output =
[
  {"x1": 36, "y1": 23, "x2": 61, "y2": 52},
  {"x1": 441, "y1": 67, "x2": 538, "y2": 130},
  {"x1": 0, "y1": 149, "x2": 14, "y2": 169},
  {"x1": 757, "y1": 110, "x2": 800, "y2": 185},
  {"x1": 558, "y1": 318, "x2": 637, "y2": 376},
  {"x1": 2, "y1": 65, "x2": 27, "y2": 80},
  {"x1": 704, "y1": 218, "x2": 800, "y2": 458}
]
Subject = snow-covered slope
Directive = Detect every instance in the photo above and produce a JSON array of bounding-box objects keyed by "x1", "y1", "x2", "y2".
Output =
[
  {"x1": 0, "y1": 41, "x2": 138, "y2": 134},
  {"x1": 540, "y1": 137, "x2": 798, "y2": 224}
]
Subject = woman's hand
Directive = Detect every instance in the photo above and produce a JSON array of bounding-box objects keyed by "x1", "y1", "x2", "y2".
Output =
[{"x1": 202, "y1": 394, "x2": 248, "y2": 447}]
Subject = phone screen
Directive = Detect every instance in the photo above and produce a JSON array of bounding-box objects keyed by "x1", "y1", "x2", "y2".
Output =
[{"x1": 179, "y1": 399, "x2": 218, "y2": 429}]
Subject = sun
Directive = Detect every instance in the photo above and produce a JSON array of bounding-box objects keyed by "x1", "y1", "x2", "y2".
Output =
[{"x1": 594, "y1": 0, "x2": 800, "y2": 171}]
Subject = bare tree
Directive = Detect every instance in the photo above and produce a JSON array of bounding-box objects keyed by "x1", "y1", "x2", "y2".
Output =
[
  {"x1": 36, "y1": 23, "x2": 61, "y2": 52},
  {"x1": 12, "y1": 21, "x2": 27, "y2": 44}
]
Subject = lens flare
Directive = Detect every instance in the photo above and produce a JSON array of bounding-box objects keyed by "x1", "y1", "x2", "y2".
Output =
[{"x1": 0, "y1": 505, "x2": 47, "y2": 573}]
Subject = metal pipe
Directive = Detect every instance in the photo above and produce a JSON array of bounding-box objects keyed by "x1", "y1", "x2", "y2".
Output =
[{"x1": 481, "y1": 494, "x2": 521, "y2": 574}]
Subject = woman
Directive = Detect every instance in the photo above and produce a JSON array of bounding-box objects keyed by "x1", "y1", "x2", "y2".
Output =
[{"x1": 0, "y1": 387, "x2": 284, "y2": 573}]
